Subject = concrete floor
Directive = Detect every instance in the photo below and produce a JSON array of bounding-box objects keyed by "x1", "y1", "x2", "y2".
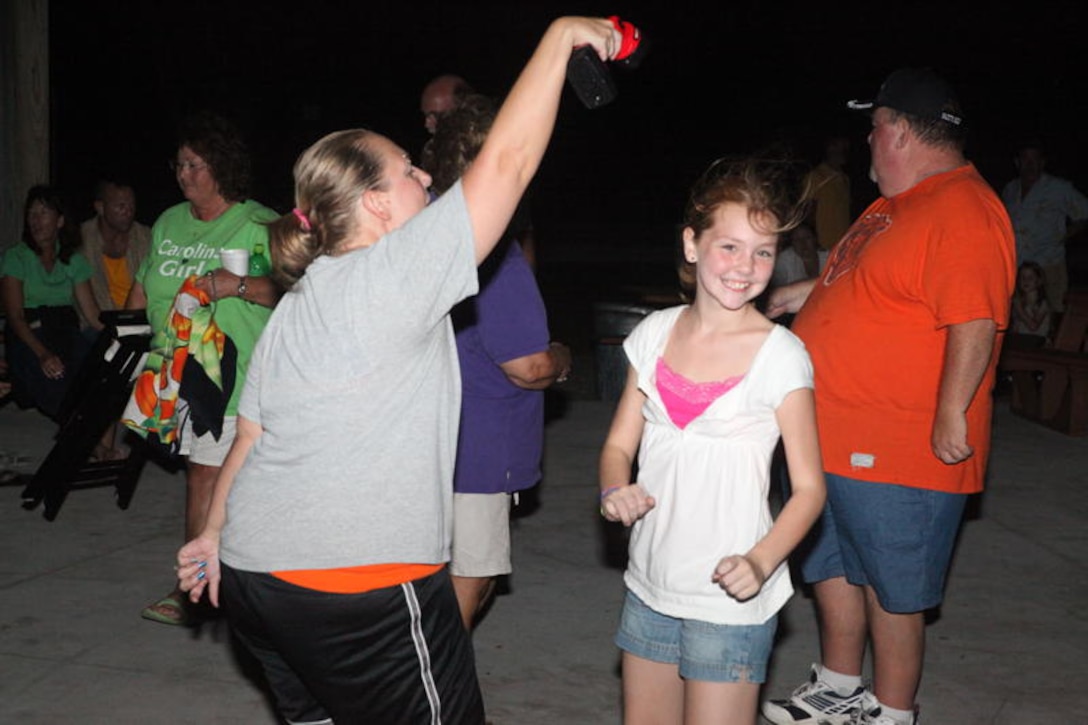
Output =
[{"x1": 1, "y1": 388, "x2": 1086, "y2": 724}]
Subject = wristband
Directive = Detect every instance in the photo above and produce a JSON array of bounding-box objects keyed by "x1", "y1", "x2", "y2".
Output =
[
  {"x1": 237, "y1": 276, "x2": 248, "y2": 298},
  {"x1": 600, "y1": 485, "x2": 625, "y2": 502},
  {"x1": 608, "y1": 16, "x2": 641, "y2": 62},
  {"x1": 205, "y1": 270, "x2": 218, "y2": 301}
]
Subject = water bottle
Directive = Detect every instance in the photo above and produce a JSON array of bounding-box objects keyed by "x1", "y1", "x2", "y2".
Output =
[{"x1": 249, "y1": 243, "x2": 271, "y2": 277}]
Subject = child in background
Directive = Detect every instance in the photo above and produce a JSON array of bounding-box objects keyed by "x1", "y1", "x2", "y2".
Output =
[
  {"x1": 772, "y1": 222, "x2": 826, "y2": 289},
  {"x1": 1010, "y1": 261, "x2": 1051, "y2": 343},
  {"x1": 598, "y1": 158, "x2": 827, "y2": 724}
]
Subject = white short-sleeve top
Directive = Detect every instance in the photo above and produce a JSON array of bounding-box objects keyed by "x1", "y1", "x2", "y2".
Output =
[{"x1": 622, "y1": 306, "x2": 813, "y2": 625}]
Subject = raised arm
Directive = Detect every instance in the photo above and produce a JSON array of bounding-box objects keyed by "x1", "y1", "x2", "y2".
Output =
[{"x1": 462, "y1": 17, "x2": 620, "y2": 263}]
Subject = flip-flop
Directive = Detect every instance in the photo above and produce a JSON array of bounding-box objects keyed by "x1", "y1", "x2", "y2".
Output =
[{"x1": 141, "y1": 593, "x2": 189, "y2": 626}]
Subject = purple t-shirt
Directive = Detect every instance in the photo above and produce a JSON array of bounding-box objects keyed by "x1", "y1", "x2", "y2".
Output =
[{"x1": 452, "y1": 240, "x2": 550, "y2": 494}]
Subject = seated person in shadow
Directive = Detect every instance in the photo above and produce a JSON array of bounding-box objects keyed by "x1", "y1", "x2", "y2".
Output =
[
  {"x1": 770, "y1": 222, "x2": 826, "y2": 328},
  {"x1": 79, "y1": 176, "x2": 153, "y2": 459},
  {"x1": 79, "y1": 176, "x2": 151, "y2": 318},
  {"x1": 1, "y1": 185, "x2": 102, "y2": 422},
  {"x1": 1007, "y1": 260, "x2": 1051, "y2": 349},
  {"x1": 772, "y1": 222, "x2": 826, "y2": 289}
]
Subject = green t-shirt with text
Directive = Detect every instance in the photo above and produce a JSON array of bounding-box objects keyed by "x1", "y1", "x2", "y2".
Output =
[{"x1": 137, "y1": 200, "x2": 278, "y2": 416}]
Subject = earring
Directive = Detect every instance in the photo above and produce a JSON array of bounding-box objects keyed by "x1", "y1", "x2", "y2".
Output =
[{"x1": 687, "y1": 255, "x2": 696, "y2": 263}]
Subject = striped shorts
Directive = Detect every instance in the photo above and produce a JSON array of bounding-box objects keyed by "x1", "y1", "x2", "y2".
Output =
[{"x1": 221, "y1": 564, "x2": 484, "y2": 724}]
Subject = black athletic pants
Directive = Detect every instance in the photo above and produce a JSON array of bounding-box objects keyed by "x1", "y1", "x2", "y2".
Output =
[{"x1": 221, "y1": 564, "x2": 485, "y2": 724}]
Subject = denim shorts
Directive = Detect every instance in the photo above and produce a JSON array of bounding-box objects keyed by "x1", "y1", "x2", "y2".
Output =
[
  {"x1": 615, "y1": 590, "x2": 777, "y2": 683},
  {"x1": 799, "y1": 473, "x2": 968, "y2": 613}
]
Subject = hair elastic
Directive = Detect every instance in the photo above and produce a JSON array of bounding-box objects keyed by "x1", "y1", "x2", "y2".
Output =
[{"x1": 292, "y1": 208, "x2": 311, "y2": 231}]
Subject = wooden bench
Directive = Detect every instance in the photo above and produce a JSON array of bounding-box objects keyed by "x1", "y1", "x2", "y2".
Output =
[{"x1": 1000, "y1": 288, "x2": 1088, "y2": 436}]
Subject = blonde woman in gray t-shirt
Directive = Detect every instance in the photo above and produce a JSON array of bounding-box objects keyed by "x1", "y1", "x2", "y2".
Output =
[{"x1": 176, "y1": 17, "x2": 625, "y2": 725}]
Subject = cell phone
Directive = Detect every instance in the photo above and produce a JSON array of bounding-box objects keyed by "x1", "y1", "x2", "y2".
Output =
[
  {"x1": 565, "y1": 17, "x2": 646, "y2": 109},
  {"x1": 566, "y1": 46, "x2": 618, "y2": 109}
]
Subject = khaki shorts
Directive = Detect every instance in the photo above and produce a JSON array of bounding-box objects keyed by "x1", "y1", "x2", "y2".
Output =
[
  {"x1": 178, "y1": 415, "x2": 237, "y2": 466},
  {"x1": 450, "y1": 492, "x2": 512, "y2": 578}
]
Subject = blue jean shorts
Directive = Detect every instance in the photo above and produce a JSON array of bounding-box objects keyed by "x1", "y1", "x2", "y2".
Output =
[
  {"x1": 799, "y1": 473, "x2": 968, "y2": 613},
  {"x1": 615, "y1": 590, "x2": 777, "y2": 683}
]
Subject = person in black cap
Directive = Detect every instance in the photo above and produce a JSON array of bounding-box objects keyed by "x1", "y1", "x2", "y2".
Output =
[{"x1": 760, "y1": 68, "x2": 1017, "y2": 725}]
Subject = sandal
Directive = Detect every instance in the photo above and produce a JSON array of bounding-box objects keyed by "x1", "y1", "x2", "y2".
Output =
[
  {"x1": 140, "y1": 591, "x2": 190, "y2": 626},
  {"x1": 90, "y1": 444, "x2": 128, "y2": 463}
]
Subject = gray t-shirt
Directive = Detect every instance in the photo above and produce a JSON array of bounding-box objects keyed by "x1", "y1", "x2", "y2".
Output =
[{"x1": 220, "y1": 183, "x2": 477, "y2": 572}]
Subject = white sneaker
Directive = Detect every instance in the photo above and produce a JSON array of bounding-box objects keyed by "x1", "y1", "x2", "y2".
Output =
[
  {"x1": 761, "y1": 664, "x2": 870, "y2": 724},
  {"x1": 850, "y1": 703, "x2": 920, "y2": 724}
]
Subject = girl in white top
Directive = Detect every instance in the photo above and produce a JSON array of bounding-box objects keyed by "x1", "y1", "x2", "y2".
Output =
[{"x1": 599, "y1": 159, "x2": 827, "y2": 724}]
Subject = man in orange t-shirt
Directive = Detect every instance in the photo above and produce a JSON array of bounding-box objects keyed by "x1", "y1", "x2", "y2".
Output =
[{"x1": 761, "y1": 69, "x2": 1015, "y2": 725}]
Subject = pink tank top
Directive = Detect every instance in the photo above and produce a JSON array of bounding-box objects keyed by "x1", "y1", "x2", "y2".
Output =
[{"x1": 656, "y1": 357, "x2": 744, "y2": 429}]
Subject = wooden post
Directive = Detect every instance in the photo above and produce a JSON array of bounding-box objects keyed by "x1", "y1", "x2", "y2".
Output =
[{"x1": 0, "y1": 0, "x2": 50, "y2": 255}]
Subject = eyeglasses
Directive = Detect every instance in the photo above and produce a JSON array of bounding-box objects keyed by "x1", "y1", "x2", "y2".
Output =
[{"x1": 169, "y1": 159, "x2": 209, "y2": 173}]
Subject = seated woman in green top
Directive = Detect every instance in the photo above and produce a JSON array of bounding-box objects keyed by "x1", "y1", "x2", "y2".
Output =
[{"x1": 1, "y1": 185, "x2": 101, "y2": 420}]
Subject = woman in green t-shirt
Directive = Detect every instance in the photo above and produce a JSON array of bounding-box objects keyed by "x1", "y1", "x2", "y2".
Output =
[{"x1": 1, "y1": 185, "x2": 101, "y2": 420}]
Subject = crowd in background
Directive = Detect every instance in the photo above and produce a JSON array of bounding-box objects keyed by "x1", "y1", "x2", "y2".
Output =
[{"x1": 2, "y1": 25, "x2": 1087, "y2": 724}]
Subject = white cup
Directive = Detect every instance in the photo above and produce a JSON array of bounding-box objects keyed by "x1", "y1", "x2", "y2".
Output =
[{"x1": 219, "y1": 248, "x2": 250, "y2": 276}]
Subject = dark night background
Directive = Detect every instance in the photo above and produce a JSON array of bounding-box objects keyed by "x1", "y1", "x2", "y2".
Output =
[{"x1": 44, "y1": 1, "x2": 1088, "y2": 331}]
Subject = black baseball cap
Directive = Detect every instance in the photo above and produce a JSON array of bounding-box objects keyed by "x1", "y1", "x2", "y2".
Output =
[{"x1": 847, "y1": 68, "x2": 964, "y2": 127}]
